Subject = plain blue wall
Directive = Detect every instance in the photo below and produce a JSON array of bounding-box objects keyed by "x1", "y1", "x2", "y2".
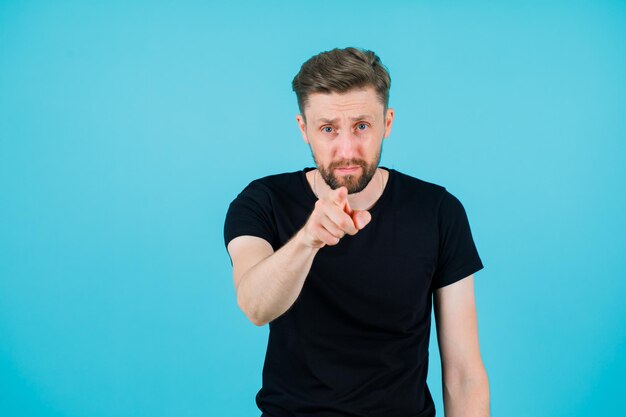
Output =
[{"x1": 1, "y1": 1, "x2": 625, "y2": 416}]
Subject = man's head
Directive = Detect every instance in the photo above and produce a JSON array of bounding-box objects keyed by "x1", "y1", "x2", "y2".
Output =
[
  {"x1": 292, "y1": 47, "x2": 391, "y2": 118},
  {"x1": 292, "y1": 47, "x2": 394, "y2": 194}
]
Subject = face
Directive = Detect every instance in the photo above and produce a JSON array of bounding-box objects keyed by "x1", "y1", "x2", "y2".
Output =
[{"x1": 296, "y1": 87, "x2": 394, "y2": 194}]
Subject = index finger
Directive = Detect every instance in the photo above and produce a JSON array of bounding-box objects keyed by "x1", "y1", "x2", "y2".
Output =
[{"x1": 329, "y1": 186, "x2": 349, "y2": 208}]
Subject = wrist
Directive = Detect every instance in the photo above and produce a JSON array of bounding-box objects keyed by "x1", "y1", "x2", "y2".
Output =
[{"x1": 294, "y1": 228, "x2": 324, "y2": 252}]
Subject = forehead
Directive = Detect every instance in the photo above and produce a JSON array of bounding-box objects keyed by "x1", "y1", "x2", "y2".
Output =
[{"x1": 304, "y1": 87, "x2": 384, "y2": 123}]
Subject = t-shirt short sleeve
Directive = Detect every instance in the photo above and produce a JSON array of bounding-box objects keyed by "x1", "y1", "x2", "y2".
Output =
[
  {"x1": 223, "y1": 180, "x2": 277, "y2": 250},
  {"x1": 431, "y1": 190, "x2": 484, "y2": 289}
]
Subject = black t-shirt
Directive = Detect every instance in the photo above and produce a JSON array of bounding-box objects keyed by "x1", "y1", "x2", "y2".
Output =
[{"x1": 224, "y1": 168, "x2": 484, "y2": 417}]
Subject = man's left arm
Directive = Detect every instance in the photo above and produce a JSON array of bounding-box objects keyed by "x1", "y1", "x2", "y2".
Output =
[{"x1": 434, "y1": 274, "x2": 490, "y2": 417}]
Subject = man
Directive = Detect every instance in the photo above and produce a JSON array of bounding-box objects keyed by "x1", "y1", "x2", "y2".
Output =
[{"x1": 224, "y1": 47, "x2": 489, "y2": 417}]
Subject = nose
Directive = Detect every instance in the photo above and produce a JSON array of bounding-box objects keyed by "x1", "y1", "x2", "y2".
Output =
[{"x1": 335, "y1": 129, "x2": 358, "y2": 160}]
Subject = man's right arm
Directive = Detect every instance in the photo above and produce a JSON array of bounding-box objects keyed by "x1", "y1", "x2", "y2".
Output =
[
  {"x1": 227, "y1": 232, "x2": 318, "y2": 326},
  {"x1": 227, "y1": 186, "x2": 371, "y2": 326}
]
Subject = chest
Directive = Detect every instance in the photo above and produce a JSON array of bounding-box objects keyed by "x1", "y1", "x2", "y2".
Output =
[{"x1": 296, "y1": 207, "x2": 440, "y2": 332}]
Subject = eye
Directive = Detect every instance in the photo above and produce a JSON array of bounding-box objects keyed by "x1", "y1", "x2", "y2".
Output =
[
  {"x1": 356, "y1": 123, "x2": 368, "y2": 130},
  {"x1": 322, "y1": 126, "x2": 334, "y2": 133}
]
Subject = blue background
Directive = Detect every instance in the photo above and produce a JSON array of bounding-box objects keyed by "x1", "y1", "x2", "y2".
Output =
[{"x1": 1, "y1": 1, "x2": 625, "y2": 416}]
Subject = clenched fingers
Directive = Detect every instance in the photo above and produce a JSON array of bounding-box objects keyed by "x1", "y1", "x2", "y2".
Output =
[{"x1": 323, "y1": 202, "x2": 359, "y2": 236}]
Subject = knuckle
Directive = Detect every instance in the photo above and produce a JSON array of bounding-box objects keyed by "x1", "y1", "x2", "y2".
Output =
[
  {"x1": 339, "y1": 217, "x2": 353, "y2": 230},
  {"x1": 329, "y1": 225, "x2": 342, "y2": 238},
  {"x1": 317, "y1": 200, "x2": 330, "y2": 212}
]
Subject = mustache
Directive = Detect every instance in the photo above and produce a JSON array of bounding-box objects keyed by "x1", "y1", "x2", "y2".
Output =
[{"x1": 328, "y1": 159, "x2": 367, "y2": 170}]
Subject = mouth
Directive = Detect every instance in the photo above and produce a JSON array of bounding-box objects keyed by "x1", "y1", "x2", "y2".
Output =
[{"x1": 334, "y1": 166, "x2": 361, "y2": 175}]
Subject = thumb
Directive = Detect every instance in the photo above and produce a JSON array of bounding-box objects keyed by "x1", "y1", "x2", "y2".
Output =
[{"x1": 351, "y1": 210, "x2": 372, "y2": 230}]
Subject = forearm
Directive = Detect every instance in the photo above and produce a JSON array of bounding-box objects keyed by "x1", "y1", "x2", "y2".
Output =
[
  {"x1": 236, "y1": 229, "x2": 319, "y2": 326},
  {"x1": 443, "y1": 367, "x2": 490, "y2": 417}
]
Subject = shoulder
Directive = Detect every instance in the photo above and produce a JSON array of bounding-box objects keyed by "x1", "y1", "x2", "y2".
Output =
[
  {"x1": 225, "y1": 171, "x2": 303, "y2": 247},
  {"x1": 390, "y1": 169, "x2": 447, "y2": 193},
  {"x1": 231, "y1": 169, "x2": 314, "y2": 211},
  {"x1": 388, "y1": 169, "x2": 449, "y2": 207},
  {"x1": 242, "y1": 170, "x2": 306, "y2": 194},
  {"x1": 251, "y1": 170, "x2": 306, "y2": 187},
  {"x1": 391, "y1": 171, "x2": 477, "y2": 237}
]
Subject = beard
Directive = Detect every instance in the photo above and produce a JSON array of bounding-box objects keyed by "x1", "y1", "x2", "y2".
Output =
[{"x1": 314, "y1": 152, "x2": 381, "y2": 194}]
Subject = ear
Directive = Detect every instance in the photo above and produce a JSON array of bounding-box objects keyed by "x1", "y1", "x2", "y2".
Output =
[
  {"x1": 296, "y1": 114, "x2": 309, "y2": 144},
  {"x1": 383, "y1": 108, "x2": 394, "y2": 139}
]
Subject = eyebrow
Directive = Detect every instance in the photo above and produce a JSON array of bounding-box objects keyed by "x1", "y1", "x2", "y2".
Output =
[{"x1": 315, "y1": 115, "x2": 374, "y2": 124}]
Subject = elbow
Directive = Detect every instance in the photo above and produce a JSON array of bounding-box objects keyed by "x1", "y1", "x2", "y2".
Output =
[
  {"x1": 245, "y1": 310, "x2": 269, "y2": 327},
  {"x1": 237, "y1": 293, "x2": 269, "y2": 327},
  {"x1": 250, "y1": 316, "x2": 268, "y2": 327},
  {"x1": 244, "y1": 304, "x2": 268, "y2": 327},
  {"x1": 443, "y1": 363, "x2": 490, "y2": 394}
]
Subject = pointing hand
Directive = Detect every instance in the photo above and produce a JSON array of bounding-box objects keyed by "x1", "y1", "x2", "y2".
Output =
[{"x1": 299, "y1": 186, "x2": 372, "y2": 248}]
